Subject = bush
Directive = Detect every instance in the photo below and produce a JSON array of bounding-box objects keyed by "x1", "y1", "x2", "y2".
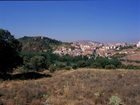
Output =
[
  {"x1": 105, "y1": 65, "x2": 116, "y2": 69},
  {"x1": 90, "y1": 62, "x2": 102, "y2": 68},
  {"x1": 109, "y1": 95, "x2": 122, "y2": 105},
  {"x1": 64, "y1": 66, "x2": 71, "y2": 70},
  {"x1": 77, "y1": 60, "x2": 87, "y2": 68},
  {"x1": 30, "y1": 56, "x2": 46, "y2": 71},
  {"x1": 16, "y1": 66, "x2": 29, "y2": 73},
  {"x1": 49, "y1": 64, "x2": 57, "y2": 73},
  {"x1": 109, "y1": 58, "x2": 122, "y2": 68},
  {"x1": 72, "y1": 64, "x2": 78, "y2": 69},
  {"x1": 54, "y1": 61, "x2": 66, "y2": 69}
]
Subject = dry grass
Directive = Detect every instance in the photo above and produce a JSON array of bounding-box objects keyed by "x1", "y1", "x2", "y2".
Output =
[{"x1": 0, "y1": 69, "x2": 140, "y2": 105}]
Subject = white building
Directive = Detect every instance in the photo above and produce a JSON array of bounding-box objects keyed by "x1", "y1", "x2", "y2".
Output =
[{"x1": 137, "y1": 41, "x2": 140, "y2": 48}]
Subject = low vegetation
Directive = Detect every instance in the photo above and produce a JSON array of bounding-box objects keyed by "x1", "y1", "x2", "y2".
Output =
[
  {"x1": 0, "y1": 69, "x2": 140, "y2": 105},
  {"x1": 20, "y1": 51, "x2": 123, "y2": 73},
  {"x1": 109, "y1": 95, "x2": 122, "y2": 105}
]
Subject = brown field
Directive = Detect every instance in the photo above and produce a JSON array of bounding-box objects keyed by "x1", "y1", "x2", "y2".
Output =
[
  {"x1": 121, "y1": 49, "x2": 140, "y2": 66},
  {"x1": 125, "y1": 53, "x2": 140, "y2": 61},
  {"x1": 119, "y1": 48, "x2": 140, "y2": 60},
  {"x1": 122, "y1": 61, "x2": 140, "y2": 66},
  {"x1": 0, "y1": 69, "x2": 140, "y2": 105}
]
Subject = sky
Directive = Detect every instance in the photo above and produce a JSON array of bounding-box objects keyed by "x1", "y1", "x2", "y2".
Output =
[{"x1": 0, "y1": 0, "x2": 140, "y2": 42}]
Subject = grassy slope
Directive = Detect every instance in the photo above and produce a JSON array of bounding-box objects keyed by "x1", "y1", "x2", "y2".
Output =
[{"x1": 0, "y1": 69, "x2": 140, "y2": 105}]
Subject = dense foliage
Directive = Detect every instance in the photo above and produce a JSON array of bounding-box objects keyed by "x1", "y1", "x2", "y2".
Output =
[
  {"x1": 0, "y1": 29, "x2": 22, "y2": 74},
  {"x1": 20, "y1": 51, "x2": 123, "y2": 72},
  {"x1": 20, "y1": 50, "x2": 140, "y2": 72}
]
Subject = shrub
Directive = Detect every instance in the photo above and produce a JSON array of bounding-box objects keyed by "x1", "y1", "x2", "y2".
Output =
[
  {"x1": 109, "y1": 95, "x2": 122, "y2": 105},
  {"x1": 90, "y1": 62, "x2": 102, "y2": 68},
  {"x1": 49, "y1": 64, "x2": 57, "y2": 73},
  {"x1": 55, "y1": 61, "x2": 66, "y2": 69},
  {"x1": 109, "y1": 58, "x2": 122, "y2": 68},
  {"x1": 30, "y1": 56, "x2": 46, "y2": 71},
  {"x1": 77, "y1": 60, "x2": 87, "y2": 68},
  {"x1": 72, "y1": 64, "x2": 78, "y2": 69},
  {"x1": 64, "y1": 66, "x2": 71, "y2": 70},
  {"x1": 16, "y1": 66, "x2": 29, "y2": 73},
  {"x1": 105, "y1": 65, "x2": 116, "y2": 69}
]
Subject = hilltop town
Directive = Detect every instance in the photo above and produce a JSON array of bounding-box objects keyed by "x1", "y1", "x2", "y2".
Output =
[{"x1": 53, "y1": 40, "x2": 139, "y2": 59}]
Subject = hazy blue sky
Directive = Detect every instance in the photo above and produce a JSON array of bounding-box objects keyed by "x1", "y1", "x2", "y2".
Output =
[{"x1": 0, "y1": 0, "x2": 140, "y2": 42}]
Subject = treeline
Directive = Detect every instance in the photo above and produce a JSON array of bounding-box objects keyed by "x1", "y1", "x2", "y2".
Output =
[{"x1": 19, "y1": 51, "x2": 123, "y2": 73}]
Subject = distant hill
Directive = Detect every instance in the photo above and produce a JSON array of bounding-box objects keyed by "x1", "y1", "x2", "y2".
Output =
[
  {"x1": 73, "y1": 40, "x2": 102, "y2": 46},
  {"x1": 18, "y1": 36, "x2": 63, "y2": 52}
]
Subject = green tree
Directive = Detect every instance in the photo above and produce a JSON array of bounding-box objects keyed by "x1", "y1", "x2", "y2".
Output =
[
  {"x1": 30, "y1": 55, "x2": 46, "y2": 71},
  {"x1": 49, "y1": 64, "x2": 57, "y2": 73},
  {"x1": 0, "y1": 29, "x2": 22, "y2": 74},
  {"x1": 109, "y1": 58, "x2": 122, "y2": 68},
  {"x1": 105, "y1": 64, "x2": 116, "y2": 69},
  {"x1": 72, "y1": 64, "x2": 78, "y2": 69},
  {"x1": 77, "y1": 60, "x2": 87, "y2": 68}
]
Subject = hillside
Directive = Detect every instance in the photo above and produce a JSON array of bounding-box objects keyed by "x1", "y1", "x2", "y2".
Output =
[
  {"x1": 0, "y1": 69, "x2": 140, "y2": 105},
  {"x1": 73, "y1": 40, "x2": 102, "y2": 45},
  {"x1": 18, "y1": 36, "x2": 63, "y2": 52}
]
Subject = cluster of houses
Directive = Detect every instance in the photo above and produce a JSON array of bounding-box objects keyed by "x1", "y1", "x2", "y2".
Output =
[
  {"x1": 137, "y1": 41, "x2": 140, "y2": 48},
  {"x1": 53, "y1": 46, "x2": 82, "y2": 56},
  {"x1": 53, "y1": 41, "x2": 139, "y2": 57},
  {"x1": 53, "y1": 41, "x2": 100, "y2": 56}
]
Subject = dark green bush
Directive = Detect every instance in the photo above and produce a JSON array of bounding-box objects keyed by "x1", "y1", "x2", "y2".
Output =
[
  {"x1": 105, "y1": 65, "x2": 116, "y2": 69},
  {"x1": 64, "y1": 66, "x2": 71, "y2": 70},
  {"x1": 72, "y1": 64, "x2": 78, "y2": 69},
  {"x1": 54, "y1": 61, "x2": 66, "y2": 69},
  {"x1": 49, "y1": 64, "x2": 57, "y2": 73},
  {"x1": 30, "y1": 55, "x2": 46, "y2": 71},
  {"x1": 77, "y1": 60, "x2": 87, "y2": 68},
  {"x1": 90, "y1": 62, "x2": 102, "y2": 68}
]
